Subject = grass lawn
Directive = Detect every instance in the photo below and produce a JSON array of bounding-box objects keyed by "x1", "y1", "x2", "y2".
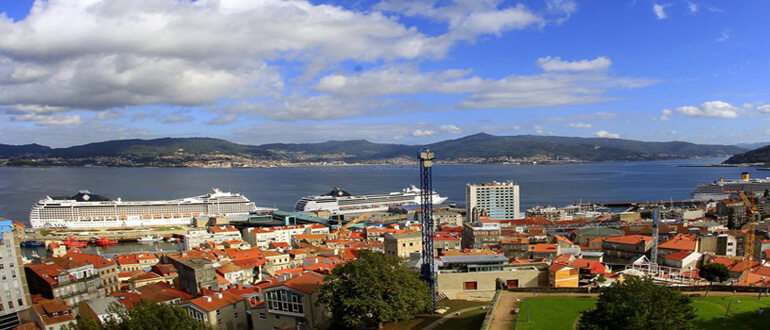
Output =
[
  {"x1": 510, "y1": 296, "x2": 770, "y2": 330},
  {"x1": 513, "y1": 297, "x2": 597, "y2": 330},
  {"x1": 382, "y1": 300, "x2": 490, "y2": 330},
  {"x1": 691, "y1": 296, "x2": 770, "y2": 330}
]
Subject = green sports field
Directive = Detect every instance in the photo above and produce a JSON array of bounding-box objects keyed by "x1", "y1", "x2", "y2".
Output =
[{"x1": 512, "y1": 296, "x2": 770, "y2": 330}]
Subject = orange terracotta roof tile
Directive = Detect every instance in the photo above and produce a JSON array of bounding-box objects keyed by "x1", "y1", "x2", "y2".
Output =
[
  {"x1": 528, "y1": 244, "x2": 557, "y2": 253},
  {"x1": 604, "y1": 235, "x2": 652, "y2": 245},
  {"x1": 266, "y1": 272, "x2": 325, "y2": 294},
  {"x1": 188, "y1": 291, "x2": 244, "y2": 312}
]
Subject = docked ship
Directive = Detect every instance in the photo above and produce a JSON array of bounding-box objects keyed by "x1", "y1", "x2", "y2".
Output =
[
  {"x1": 691, "y1": 172, "x2": 770, "y2": 201},
  {"x1": 295, "y1": 186, "x2": 448, "y2": 215},
  {"x1": 30, "y1": 189, "x2": 259, "y2": 229}
]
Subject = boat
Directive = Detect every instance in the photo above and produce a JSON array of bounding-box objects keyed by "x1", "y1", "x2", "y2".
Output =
[
  {"x1": 29, "y1": 188, "x2": 272, "y2": 229},
  {"x1": 63, "y1": 235, "x2": 88, "y2": 248},
  {"x1": 94, "y1": 237, "x2": 118, "y2": 246},
  {"x1": 166, "y1": 237, "x2": 179, "y2": 243},
  {"x1": 20, "y1": 240, "x2": 44, "y2": 247},
  {"x1": 294, "y1": 186, "x2": 448, "y2": 215},
  {"x1": 691, "y1": 172, "x2": 770, "y2": 201},
  {"x1": 137, "y1": 234, "x2": 163, "y2": 243}
]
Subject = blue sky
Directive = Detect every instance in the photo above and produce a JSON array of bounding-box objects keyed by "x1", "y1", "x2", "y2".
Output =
[{"x1": 0, "y1": 0, "x2": 768, "y2": 147}]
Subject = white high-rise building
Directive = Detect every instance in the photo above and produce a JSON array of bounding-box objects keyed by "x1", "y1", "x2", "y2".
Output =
[
  {"x1": 465, "y1": 181, "x2": 521, "y2": 220},
  {"x1": 0, "y1": 219, "x2": 33, "y2": 330}
]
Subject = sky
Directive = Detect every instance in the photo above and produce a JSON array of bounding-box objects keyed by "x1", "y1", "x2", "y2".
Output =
[{"x1": 0, "y1": 0, "x2": 769, "y2": 148}]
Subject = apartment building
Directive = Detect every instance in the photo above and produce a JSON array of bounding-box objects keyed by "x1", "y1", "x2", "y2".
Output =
[
  {"x1": 0, "y1": 220, "x2": 32, "y2": 329},
  {"x1": 466, "y1": 181, "x2": 521, "y2": 221},
  {"x1": 462, "y1": 222, "x2": 501, "y2": 249}
]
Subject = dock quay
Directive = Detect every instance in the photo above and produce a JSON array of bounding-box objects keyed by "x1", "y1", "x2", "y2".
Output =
[{"x1": 23, "y1": 226, "x2": 191, "y2": 243}]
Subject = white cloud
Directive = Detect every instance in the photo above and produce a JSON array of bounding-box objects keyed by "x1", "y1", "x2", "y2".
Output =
[
  {"x1": 594, "y1": 130, "x2": 620, "y2": 139},
  {"x1": 716, "y1": 29, "x2": 730, "y2": 42},
  {"x1": 565, "y1": 122, "x2": 592, "y2": 128},
  {"x1": 412, "y1": 129, "x2": 438, "y2": 137},
  {"x1": 10, "y1": 113, "x2": 83, "y2": 126},
  {"x1": 93, "y1": 109, "x2": 124, "y2": 121},
  {"x1": 546, "y1": 0, "x2": 578, "y2": 24},
  {"x1": 653, "y1": 4, "x2": 668, "y2": 20},
  {"x1": 536, "y1": 56, "x2": 611, "y2": 72},
  {"x1": 660, "y1": 109, "x2": 672, "y2": 121},
  {"x1": 439, "y1": 125, "x2": 462, "y2": 134},
  {"x1": 686, "y1": 1, "x2": 698, "y2": 13},
  {"x1": 161, "y1": 114, "x2": 195, "y2": 124},
  {"x1": 310, "y1": 61, "x2": 654, "y2": 117},
  {"x1": 669, "y1": 101, "x2": 740, "y2": 118},
  {"x1": 546, "y1": 112, "x2": 618, "y2": 122},
  {"x1": 757, "y1": 105, "x2": 770, "y2": 114}
]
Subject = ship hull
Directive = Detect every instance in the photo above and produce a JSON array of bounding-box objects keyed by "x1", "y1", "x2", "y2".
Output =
[{"x1": 295, "y1": 187, "x2": 448, "y2": 215}]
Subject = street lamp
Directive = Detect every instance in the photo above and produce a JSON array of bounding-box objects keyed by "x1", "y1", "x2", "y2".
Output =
[{"x1": 723, "y1": 300, "x2": 741, "y2": 325}]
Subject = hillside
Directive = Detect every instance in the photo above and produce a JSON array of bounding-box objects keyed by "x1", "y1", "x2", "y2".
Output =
[
  {"x1": 0, "y1": 134, "x2": 748, "y2": 166},
  {"x1": 0, "y1": 143, "x2": 51, "y2": 157},
  {"x1": 723, "y1": 145, "x2": 770, "y2": 164}
]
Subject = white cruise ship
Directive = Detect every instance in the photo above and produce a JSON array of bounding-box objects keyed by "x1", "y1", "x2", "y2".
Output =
[
  {"x1": 294, "y1": 186, "x2": 448, "y2": 215},
  {"x1": 30, "y1": 189, "x2": 260, "y2": 229},
  {"x1": 691, "y1": 172, "x2": 770, "y2": 201}
]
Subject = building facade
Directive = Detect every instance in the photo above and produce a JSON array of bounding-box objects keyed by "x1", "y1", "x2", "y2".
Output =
[
  {"x1": 466, "y1": 181, "x2": 521, "y2": 221},
  {"x1": 0, "y1": 220, "x2": 32, "y2": 329}
]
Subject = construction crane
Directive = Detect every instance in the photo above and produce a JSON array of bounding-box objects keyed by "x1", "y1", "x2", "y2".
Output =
[
  {"x1": 328, "y1": 211, "x2": 374, "y2": 239},
  {"x1": 738, "y1": 191, "x2": 759, "y2": 285}
]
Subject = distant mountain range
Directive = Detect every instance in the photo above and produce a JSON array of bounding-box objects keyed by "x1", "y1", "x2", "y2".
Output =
[
  {"x1": 734, "y1": 142, "x2": 770, "y2": 150},
  {"x1": 0, "y1": 133, "x2": 750, "y2": 166},
  {"x1": 723, "y1": 145, "x2": 770, "y2": 164}
]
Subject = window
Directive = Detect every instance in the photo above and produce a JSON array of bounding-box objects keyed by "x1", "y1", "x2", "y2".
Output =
[
  {"x1": 464, "y1": 281, "x2": 478, "y2": 290},
  {"x1": 234, "y1": 312, "x2": 239, "y2": 319},
  {"x1": 259, "y1": 313, "x2": 266, "y2": 319}
]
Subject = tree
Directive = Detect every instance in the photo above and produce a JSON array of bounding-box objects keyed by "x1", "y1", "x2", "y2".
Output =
[
  {"x1": 66, "y1": 300, "x2": 209, "y2": 330},
  {"x1": 764, "y1": 189, "x2": 769, "y2": 198},
  {"x1": 577, "y1": 276, "x2": 696, "y2": 330},
  {"x1": 317, "y1": 249, "x2": 430, "y2": 329},
  {"x1": 699, "y1": 263, "x2": 730, "y2": 284}
]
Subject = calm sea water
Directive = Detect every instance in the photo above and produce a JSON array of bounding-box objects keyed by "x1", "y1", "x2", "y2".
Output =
[{"x1": 0, "y1": 158, "x2": 765, "y2": 226}]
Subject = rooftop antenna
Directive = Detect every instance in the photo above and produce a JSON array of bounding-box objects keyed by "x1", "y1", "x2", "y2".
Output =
[{"x1": 418, "y1": 148, "x2": 437, "y2": 312}]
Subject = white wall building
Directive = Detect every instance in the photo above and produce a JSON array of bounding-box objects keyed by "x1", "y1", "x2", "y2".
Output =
[
  {"x1": 0, "y1": 220, "x2": 32, "y2": 329},
  {"x1": 466, "y1": 181, "x2": 521, "y2": 220}
]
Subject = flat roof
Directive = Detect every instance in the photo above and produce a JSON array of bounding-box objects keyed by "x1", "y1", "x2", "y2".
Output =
[{"x1": 439, "y1": 255, "x2": 508, "y2": 264}]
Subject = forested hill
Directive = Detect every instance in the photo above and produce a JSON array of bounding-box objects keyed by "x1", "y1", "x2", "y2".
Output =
[
  {"x1": 723, "y1": 145, "x2": 770, "y2": 164},
  {"x1": 0, "y1": 133, "x2": 748, "y2": 165}
]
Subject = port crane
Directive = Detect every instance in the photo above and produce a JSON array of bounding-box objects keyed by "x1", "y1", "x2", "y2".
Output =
[
  {"x1": 737, "y1": 191, "x2": 759, "y2": 285},
  {"x1": 328, "y1": 211, "x2": 374, "y2": 239}
]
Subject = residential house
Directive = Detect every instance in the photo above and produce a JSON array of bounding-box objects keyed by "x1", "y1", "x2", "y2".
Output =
[
  {"x1": 30, "y1": 299, "x2": 76, "y2": 330},
  {"x1": 252, "y1": 272, "x2": 330, "y2": 330},
  {"x1": 383, "y1": 231, "x2": 422, "y2": 259},
  {"x1": 461, "y1": 222, "x2": 501, "y2": 249},
  {"x1": 183, "y1": 291, "x2": 248, "y2": 330},
  {"x1": 602, "y1": 235, "x2": 653, "y2": 264},
  {"x1": 78, "y1": 296, "x2": 125, "y2": 325},
  {"x1": 549, "y1": 263, "x2": 579, "y2": 287}
]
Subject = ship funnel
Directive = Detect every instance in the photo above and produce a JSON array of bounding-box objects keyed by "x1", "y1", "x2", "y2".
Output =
[
  {"x1": 719, "y1": 177, "x2": 724, "y2": 183},
  {"x1": 741, "y1": 172, "x2": 750, "y2": 181}
]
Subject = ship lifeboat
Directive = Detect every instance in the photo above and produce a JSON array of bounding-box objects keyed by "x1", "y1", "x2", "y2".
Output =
[
  {"x1": 63, "y1": 235, "x2": 88, "y2": 248},
  {"x1": 119, "y1": 215, "x2": 127, "y2": 220},
  {"x1": 173, "y1": 213, "x2": 181, "y2": 218},
  {"x1": 142, "y1": 214, "x2": 151, "y2": 219},
  {"x1": 95, "y1": 237, "x2": 118, "y2": 246}
]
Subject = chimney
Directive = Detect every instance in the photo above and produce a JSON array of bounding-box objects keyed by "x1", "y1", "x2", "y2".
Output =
[
  {"x1": 214, "y1": 292, "x2": 223, "y2": 299},
  {"x1": 203, "y1": 296, "x2": 212, "y2": 302}
]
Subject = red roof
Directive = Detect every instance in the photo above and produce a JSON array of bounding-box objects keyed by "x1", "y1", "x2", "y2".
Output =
[
  {"x1": 25, "y1": 263, "x2": 67, "y2": 285},
  {"x1": 658, "y1": 234, "x2": 698, "y2": 252},
  {"x1": 269, "y1": 242, "x2": 291, "y2": 249},
  {"x1": 209, "y1": 225, "x2": 239, "y2": 233},
  {"x1": 569, "y1": 259, "x2": 606, "y2": 274},
  {"x1": 664, "y1": 251, "x2": 694, "y2": 261},
  {"x1": 266, "y1": 271, "x2": 325, "y2": 294},
  {"x1": 188, "y1": 291, "x2": 244, "y2": 312},
  {"x1": 135, "y1": 282, "x2": 193, "y2": 303},
  {"x1": 528, "y1": 244, "x2": 557, "y2": 253},
  {"x1": 604, "y1": 235, "x2": 652, "y2": 245}
]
